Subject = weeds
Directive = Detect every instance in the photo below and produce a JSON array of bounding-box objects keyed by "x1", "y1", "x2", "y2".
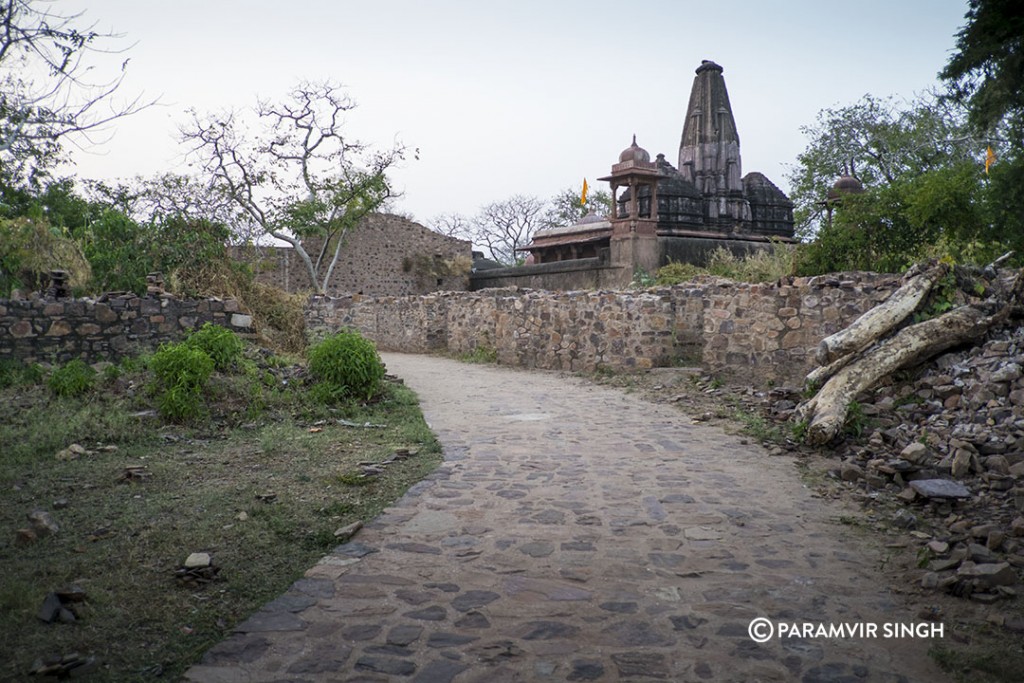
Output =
[
  {"x1": 47, "y1": 359, "x2": 96, "y2": 397},
  {"x1": 0, "y1": 358, "x2": 43, "y2": 388},
  {"x1": 459, "y1": 345, "x2": 498, "y2": 364},
  {"x1": 732, "y1": 405, "x2": 786, "y2": 443},
  {"x1": 185, "y1": 323, "x2": 245, "y2": 372},
  {"x1": 843, "y1": 400, "x2": 869, "y2": 438},
  {"x1": 655, "y1": 241, "x2": 798, "y2": 285}
]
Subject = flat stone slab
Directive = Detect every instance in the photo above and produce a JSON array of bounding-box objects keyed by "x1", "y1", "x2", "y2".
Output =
[{"x1": 909, "y1": 479, "x2": 972, "y2": 499}]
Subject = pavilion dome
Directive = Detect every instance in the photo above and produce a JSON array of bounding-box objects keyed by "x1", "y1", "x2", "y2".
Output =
[
  {"x1": 827, "y1": 174, "x2": 865, "y2": 202},
  {"x1": 618, "y1": 135, "x2": 651, "y2": 164}
]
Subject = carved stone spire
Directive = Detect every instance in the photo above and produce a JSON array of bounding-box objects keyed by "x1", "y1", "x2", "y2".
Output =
[{"x1": 678, "y1": 60, "x2": 750, "y2": 228}]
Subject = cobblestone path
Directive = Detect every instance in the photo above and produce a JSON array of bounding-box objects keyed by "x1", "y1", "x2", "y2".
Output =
[{"x1": 185, "y1": 353, "x2": 949, "y2": 682}]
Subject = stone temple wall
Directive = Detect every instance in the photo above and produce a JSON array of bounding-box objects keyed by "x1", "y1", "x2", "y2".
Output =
[
  {"x1": 0, "y1": 295, "x2": 254, "y2": 366},
  {"x1": 305, "y1": 273, "x2": 901, "y2": 383}
]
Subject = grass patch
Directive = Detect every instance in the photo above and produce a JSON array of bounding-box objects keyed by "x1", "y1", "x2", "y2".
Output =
[
  {"x1": 0, "y1": 352, "x2": 441, "y2": 681},
  {"x1": 930, "y1": 631, "x2": 1024, "y2": 683},
  {"x1": 457, "y1": 345, "x2": 498, "y2": 364},
  {"x1": 731, "y1": 405, "x2": 787, "y2": 443}
]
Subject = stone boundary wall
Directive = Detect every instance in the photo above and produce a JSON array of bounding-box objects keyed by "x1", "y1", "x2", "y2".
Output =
[
  {"x1": 469, "y1": 259, "x2": 626, "y2": 292},
  {"x1": 0, "y1": 295, "x2": 254, "y2": 366},
  {"x1": 305, "y1": 272, "x2": 901, "y2": 383}
]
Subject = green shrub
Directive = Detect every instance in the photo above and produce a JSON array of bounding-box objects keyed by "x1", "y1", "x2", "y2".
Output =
[
  {"x1": 307, "y1": 330, "x2": 385, "y2": 402},
  {"x1": 157, "y1": 383, "x2": 205, "y2": 422},
  {"x1": 655, "y1": 261, "x2": 706, "y2": 285},
  {"x1": 150, "y1": 343, "x2": 215, "y2": 389},
  {"x1": 47, "y1": 359, "x2": 96, "y2": 397},
  {"x1": 0, "y1": 359, "x2": 44, "y2": 389},
  {"x1": 185, "y1": 323, "x2": 244, "y2": 372},
  {"x1": 149, "y1": 343, "x2": 215, "y2": 421}
]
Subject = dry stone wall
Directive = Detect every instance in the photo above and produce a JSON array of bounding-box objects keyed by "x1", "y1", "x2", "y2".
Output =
[
  {"x1": 0, "y1": 294, "x2": 253, "y2": 365},
  {"x1": 305, "y1": 272, "x2": 901, "y2": 383},
  {"x1": 233, "y1": 213, "x2": 472, "y2": 297}
]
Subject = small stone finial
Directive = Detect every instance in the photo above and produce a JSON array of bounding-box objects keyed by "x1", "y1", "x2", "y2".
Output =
[
  {"x1": 696, "y1": 60, "x2": 723, "y2": 74},
  {"x1": 46, "y1": 270, "x2": 70, "y2": 299}
]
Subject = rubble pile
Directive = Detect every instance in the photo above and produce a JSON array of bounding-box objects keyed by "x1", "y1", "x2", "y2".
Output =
[{"x1": 784, "y1": 325, "x2": 1024, "y2": 603}]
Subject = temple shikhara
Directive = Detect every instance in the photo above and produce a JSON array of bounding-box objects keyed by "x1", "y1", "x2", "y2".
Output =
[{"x1": 521, "y1": 60, "x2": 794, "y2": 273}]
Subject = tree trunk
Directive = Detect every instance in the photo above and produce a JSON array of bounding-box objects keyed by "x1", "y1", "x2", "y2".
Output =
[
  {"x1": 803, "y1": 304, "x2": 1007, "y2": 446},
  {"x1": 815, "y1": 262, "x2": 948, "y2": 366}
]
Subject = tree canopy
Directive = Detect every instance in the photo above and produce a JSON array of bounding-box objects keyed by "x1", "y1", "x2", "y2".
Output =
[
  {"x1": 940, "y1": 0, "x2": 1024, "y2": 140},
  {"x1": 181, "y1": 81, "x2": 411, "y2": 295}
]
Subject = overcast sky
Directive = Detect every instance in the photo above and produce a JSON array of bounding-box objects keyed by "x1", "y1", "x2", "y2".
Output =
[{"x1": 61, "y1": 0, "x2": 970, "y2": 225}]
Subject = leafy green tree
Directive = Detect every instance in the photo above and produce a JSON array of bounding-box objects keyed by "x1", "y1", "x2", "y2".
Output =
[
  {"x1": 940, "y1": 0, "x2": 1024, "y2": 140},
  {"x1": 786, "y1": 90, "x2": 1015, "y2": 273},
  {"x1": 787, "y1": 92, "x2": 982, "y2": 237},
  {"x1": 545, "y1": 185, "x2": 613, "y2": 227},
  {"x1": 181, "y1": 81, "x2": 411, "y2": 295},
  {"x1": 79, "y1": 209, "x2": 149, "y2": 293},
  {"x1": 940, "y1": 0, "x2": 1024, "y2": 243}
]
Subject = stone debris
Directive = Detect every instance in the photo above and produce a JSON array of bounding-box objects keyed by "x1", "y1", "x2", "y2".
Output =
[
  {"x1": 28, "y1": 653, "x2": 98, "y2": 678},
  {"x1": 27, "y1": 510, "x2": 59, "y2": 536},
  {"x1": 185, "y1": 552, "x2": 212, "y2": 569},
  {"x1": 790, "y1": 326, "x2": 1024, "y2": 603},
  {"x1": 663, "y1": 325, "x2": 1024, "y2": 606},
  {"x1": 337, "y1": 419, "x2": 386, "y2": 429},
  {"x1": 38, "y1": 586, "x2": 87, "y2": 624},
  {"x1": 333, "y1": 520, "x2": 363, "y2": 542},
  {"x1": 176, "y1": 553, "x2": 220, "y2": 585},
  {"x1": 55, "y1": 444, "x2": 87, "y2": 461},
  {"x1": 356, "y1": 448, "x2": 421, "y2": 478},
  {"x1": 909, "y1": 479, "x2": 971, "y2": 499},
  {"x1": 117, "y1": 466, "x2": 151, "y2": 483}
]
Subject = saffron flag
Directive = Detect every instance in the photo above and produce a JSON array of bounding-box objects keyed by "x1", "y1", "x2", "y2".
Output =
[
  {"x1": 580, "y1": 178, "x2": 588, "y2": 207},
  {"x1": 986, "y1": 146, "x2": 996, "y2": 174}
]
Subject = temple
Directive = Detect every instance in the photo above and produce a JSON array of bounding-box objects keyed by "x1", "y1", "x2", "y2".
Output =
[{"x1": 522, "y1": 61, "x2": 794, "y2": 269}]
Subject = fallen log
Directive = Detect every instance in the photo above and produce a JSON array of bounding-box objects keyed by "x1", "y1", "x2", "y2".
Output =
[
  {"x1": 803, "y1": 303, "x2": 1010, "y2": 446},
  {"x1": 815, "y1": 261, "x2": 948, "y2": 366}
]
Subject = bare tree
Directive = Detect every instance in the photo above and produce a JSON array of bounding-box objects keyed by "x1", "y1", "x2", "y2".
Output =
[
  {"x1": 429, "y1": 212, "x2": 473, "y2": 240},
  {"x1": 474, "y1": 194, "x2": 546, "y2": 265},
  {"x1": 120, "y1": 173, "x2": 257, "y2": 243},
  {"x1": 0, "y1": 0, "x2": 154, "y2": 183},
  {"x1": 181, "y1": 81, "x2": 411, "y2": 294}
]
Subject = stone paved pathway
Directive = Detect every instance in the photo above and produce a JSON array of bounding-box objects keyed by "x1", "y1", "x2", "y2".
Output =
[{"x1": 185, "y1": 353, "x2": 950, "y2": 682}]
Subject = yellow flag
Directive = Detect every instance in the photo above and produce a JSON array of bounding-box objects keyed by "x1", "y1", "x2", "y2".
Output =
[
  {"x1": 580, "y1": 178, "x2": 589, "y2": 207},
  {"x1": 986, "y1": 146, "x2": 996, "y2": 174}
]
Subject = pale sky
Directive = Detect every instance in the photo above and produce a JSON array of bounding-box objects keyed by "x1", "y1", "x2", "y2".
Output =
[{"x1": 60, "y1": 0, "x2": 970, "y2": 225}]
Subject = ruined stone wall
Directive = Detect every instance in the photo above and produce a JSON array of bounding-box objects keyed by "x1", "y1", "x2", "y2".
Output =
[
  {"x1": 469, "y1": 260, "x2": 627, "y2": 292},
  {"x1": 0, "y1": 295, "x2": 254, "y2": 365},
  {"x1": 305, "y1": 273, "x2": 900, "y2": 382},
  {"x1": 232, "y1": 213, "x2": 472, "y2": 297},
  {"x1": 695, "y1": 273, "x2": 900, "y2": 378}
]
